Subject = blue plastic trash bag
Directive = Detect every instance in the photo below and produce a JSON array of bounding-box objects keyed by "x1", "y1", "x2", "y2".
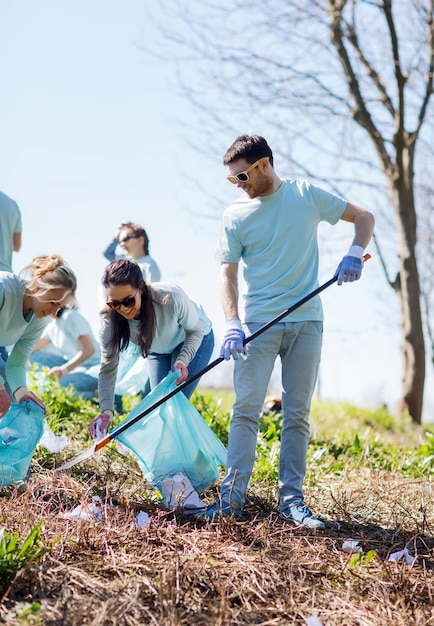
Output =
[
  {"x1": 113, "y1": 344, "x2": 150, "y2": 396},
  {"x1": 85, "y1": 342, "x2": 150, "y2": 396},
  {"x1": 0, "y1": 401, "x2": 45, "y2": 487},
  {"x1": 117, "y1": 371, "x2": 227, "y2": 496}
]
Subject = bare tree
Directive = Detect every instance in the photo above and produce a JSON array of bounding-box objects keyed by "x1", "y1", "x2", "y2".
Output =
[{"x1": 147, "y1": 0, "x2": 434, "y2": 422}]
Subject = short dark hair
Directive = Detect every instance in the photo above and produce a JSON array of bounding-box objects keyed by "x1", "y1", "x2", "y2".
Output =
[{"x1": 223, "y1": 135, "x2": 274, "y2": 167}]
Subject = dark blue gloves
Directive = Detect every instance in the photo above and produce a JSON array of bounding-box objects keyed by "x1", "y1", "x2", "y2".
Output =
[
  {"x1": 335, "y1": 245, "x2": 365, "y2": 286},
  {"x1": 220, "y1": 318, "x2": 246, "y2": 360}
]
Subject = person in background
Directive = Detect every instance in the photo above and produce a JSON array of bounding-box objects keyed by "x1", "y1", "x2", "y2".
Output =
[
  {"x1": 103, "y1": 221, "x2": 161, "y2": 283},
  {"x1": 87, "y1": 259, "x2": 214, "y2": 438},
  {"x1": 207, "y1": 134, "x2": 375, "y2": 527},
  {"x1": 30, "y1": 305, "x2": 101, "y2": 401},
  {"x1": 0, "y1": 254, "x2": 77, "y2": 417},
  {"x1": 0, "y1": 191, "x2": 22, "y2": 362}
]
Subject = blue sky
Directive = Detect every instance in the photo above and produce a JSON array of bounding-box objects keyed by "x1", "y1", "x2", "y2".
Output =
[{"x1": 1, "y1": 0, "x2": 431, "y2": 418}]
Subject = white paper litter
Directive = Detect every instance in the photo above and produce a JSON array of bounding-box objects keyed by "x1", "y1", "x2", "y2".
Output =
[
  {"x1": 134, "y1": 511, "x2": 151, "y2": 530},
  {"x1": 161, "y1": 473, "x2": 206, "y2": 511},
  {"x1": 342, "y1": 539, "x2": 363, "y2": 554},
  {"x1": 94, "y1": 419, "x2": 106, "y2": 443},
  {"x1": 388, "y1": 548, "x2": 416, "y2": 565},
  {"x1": 63, "y1": 496, "x2": 102, "y2": 521},
  {"x1": 306, "y1": 615, "x2": 324, "y2": 626},
  {"x1": 114, "y1": 439, "x2": 131, "y2": 456},
  {"x1": 93, "y1": 421, "x2": 131, "y2": 455},
  {"x1": 38, "y1": 420, "x2": 69, "y2": 452}
]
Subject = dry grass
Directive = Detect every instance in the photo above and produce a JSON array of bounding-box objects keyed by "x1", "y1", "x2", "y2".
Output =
[{"x1": 1, "y1": 449, "x2": 434, "y2": 626}]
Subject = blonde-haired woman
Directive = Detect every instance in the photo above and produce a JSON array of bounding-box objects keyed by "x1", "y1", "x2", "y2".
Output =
[{"x1": 0, "y1": 254, "x2": 77, "y2": 417}]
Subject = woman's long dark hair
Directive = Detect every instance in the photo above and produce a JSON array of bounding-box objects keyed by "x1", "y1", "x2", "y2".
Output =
[{"x1": 102, "y1": 259, "x2": 156, "y2": 358}]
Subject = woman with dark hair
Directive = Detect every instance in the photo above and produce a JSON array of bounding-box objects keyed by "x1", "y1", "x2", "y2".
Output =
[
  {"x1": 103, "y1": 220, "x2": 161, "y2": 283},
  {"x1": 88, "y1": 259, "x2": 214, "y2": 438}
]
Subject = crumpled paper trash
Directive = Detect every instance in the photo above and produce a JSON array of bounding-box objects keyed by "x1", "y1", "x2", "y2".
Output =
[
  {"x1": 388, "y1": 547, "x2": 416, "y2": 565},
  {"x1": 94, "y1": 422, "x2": 131, "y2": 456},
  {"x1": 306, "y1": 615, "x2": 324, "y2": 626},
  {"x1": 114, "y1": 439, "x2": 131, "y2": 456},
  {"x1": 94, "y1": 420, "x2": 106, "y2": 443},
  {"x1": 134, "y1": 511, "x2": 151, "y2": 530},
  {"x1": 63, "y1": 496, "x2": 102, "y2": 521},
  {"x1": 161, "y1": 473, "x2": 206, "y2": 512},
  {"x1": 342, "y1": 539, "x2": 363, "y2": 554},
  {"x1": 38, "y1": 420, "x2": 69, "y2": 453}
]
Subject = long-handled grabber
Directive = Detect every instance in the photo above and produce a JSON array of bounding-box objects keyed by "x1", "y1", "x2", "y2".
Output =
[{"x1": 55, "y1": 253, "x2": 370, "y2": 472}]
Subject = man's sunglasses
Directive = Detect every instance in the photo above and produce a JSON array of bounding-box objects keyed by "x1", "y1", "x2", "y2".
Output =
[
  {"x1": 119, "y1": 234, "x2": 140, "y2": 244},
  {"x1": 106, "y1": 289, "x2": 139, "y2": 310},
  {"x1": 227, "y1": 157, "x2": 269, "y2": 184}
]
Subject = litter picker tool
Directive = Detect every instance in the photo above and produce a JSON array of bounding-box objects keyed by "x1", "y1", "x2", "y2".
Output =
[{"x1": 55, "y1": 254, "x2": 371, "y2": 472}]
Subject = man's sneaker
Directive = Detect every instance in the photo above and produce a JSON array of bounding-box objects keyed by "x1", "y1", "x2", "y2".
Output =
[
  {"x1": 204, "y1": 499, "x2": 243, "y2": 521},
  {"x1": 279, "y1": 502, "x2": 325, "y2": 529}
]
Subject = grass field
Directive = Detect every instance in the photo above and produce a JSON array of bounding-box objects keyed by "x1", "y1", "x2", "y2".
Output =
[{"x1": 1, "y1": 377, "x2": 434, "y2": 625}]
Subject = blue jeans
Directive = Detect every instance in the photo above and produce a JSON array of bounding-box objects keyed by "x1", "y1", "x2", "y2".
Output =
[
  {"x1": 220, "y1": 321, "x2": 323, "y2": 509},
  {"x1": 147, "y1": 330, "x2": 214, "y2": 399},
  {"x1": 60, "y1": 372, "x2": 98, "y2": 401},
  {"x1": 29, "y1": 351, "x2": 65, "y2": 369},
  {"x1": 0, "y1": 347, "x2": 9, "y2": 363},
  {"x1": 30, "y1": 351, "x2": 100, "y2": 402}
]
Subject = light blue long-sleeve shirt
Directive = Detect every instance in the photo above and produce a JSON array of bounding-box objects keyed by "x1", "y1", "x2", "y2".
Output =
[
  {"x1": 98, "y1": 282, "x2": 212, "y2": 411},
  {"x1": 0, "y1": 272, "x2": 46, "y2": 391}
]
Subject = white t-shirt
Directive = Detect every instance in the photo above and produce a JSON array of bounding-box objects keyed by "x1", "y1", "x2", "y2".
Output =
[{"x1": 41, "y1": 308, "x2": 100, "y2": 367}]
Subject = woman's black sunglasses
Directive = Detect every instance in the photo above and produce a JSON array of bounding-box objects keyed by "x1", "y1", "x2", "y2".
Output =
[
  {"x1": 106, "y1": 289, "x2": 138, "y2": 310},
  {"x1": 119, "y1": 234, "x2": 140, "y2": 244}
]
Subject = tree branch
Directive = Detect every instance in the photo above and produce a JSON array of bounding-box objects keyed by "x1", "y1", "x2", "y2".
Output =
[{"x1": 328, "y1": 1, "x2": 394, "y2": 174}]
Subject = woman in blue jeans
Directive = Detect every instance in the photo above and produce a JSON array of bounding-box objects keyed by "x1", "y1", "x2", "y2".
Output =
[{"x1": 88, "y1": 259, "x2": 214, "y2": 438}]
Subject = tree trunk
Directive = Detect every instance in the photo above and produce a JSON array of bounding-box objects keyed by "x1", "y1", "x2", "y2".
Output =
[
  {"x1": 390, "y1": 148, "x2": 425, "y2": 423},
  {"x1": 152, "y1": 0, "x2": 434, "y2": 422},
  {"x1": 396, "y1": 245, "x2": 425, "y2": 423}
]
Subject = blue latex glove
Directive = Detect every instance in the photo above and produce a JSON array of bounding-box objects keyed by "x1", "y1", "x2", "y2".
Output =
[
  {"x1": 335, "y1": 245, "x2": 364, "y2": 286},
  {"x1": 220, "y1": 318, "x2": 246, "y2": 361}
]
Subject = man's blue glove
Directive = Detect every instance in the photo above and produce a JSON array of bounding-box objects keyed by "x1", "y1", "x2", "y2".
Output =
[
  {"x1": 220, "y1": 318, "x2": 246, "y2": 361},
  {"x1": 335, "y1": 244, "x2": 365, "y2": 286}
]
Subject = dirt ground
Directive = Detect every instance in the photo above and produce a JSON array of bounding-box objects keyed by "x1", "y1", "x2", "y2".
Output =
[{"x1": 1, "y1": 459, "x2": 434, "y2": 626}]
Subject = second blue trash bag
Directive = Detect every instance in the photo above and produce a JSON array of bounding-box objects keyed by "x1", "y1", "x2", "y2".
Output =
[
  {"x1": 0, "y1": 400, "x2": 45, "y2": 487},
  {"x1": 117, "y1": 371, "x2": 227, "y2": 495}
]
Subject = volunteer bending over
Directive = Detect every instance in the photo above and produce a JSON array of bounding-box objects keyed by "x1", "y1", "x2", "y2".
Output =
[
  {"x1": 88, "y1": 259, "x2": 214, "y2": 438},
  {"x1": 0, "y1": 254, "x2": 77, "y2": 417},
  {"x1": 30, "y1": 305, "x2": 100, "y2": 401}
]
